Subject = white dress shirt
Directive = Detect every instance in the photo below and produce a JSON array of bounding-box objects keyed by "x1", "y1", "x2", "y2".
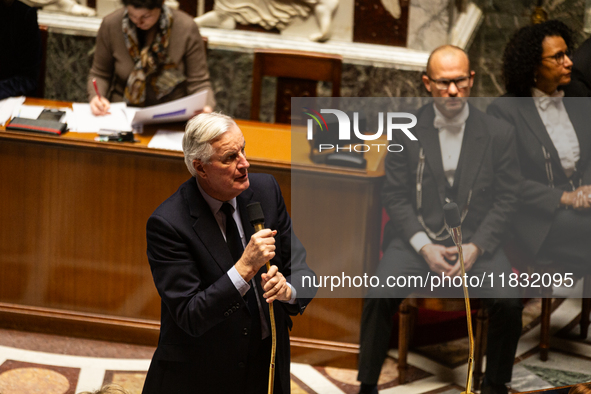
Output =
[
  {"x1": 409, "y1": 103, "x2": 470, "y2": 254},
  {"x1": 196, "y1": 179, "x2": 296, "y2": 307},
  {"x1": 532, "y1": 88, "x2": 580, "y2": 178}
]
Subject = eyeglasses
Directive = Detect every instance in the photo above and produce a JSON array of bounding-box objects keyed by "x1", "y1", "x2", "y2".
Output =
[
  {"x1": 427, "y1": 75, "x2": 471, "y2": 91},
  {"x1": 541, "y1": 50, "x2": 572, "y2": 65}
]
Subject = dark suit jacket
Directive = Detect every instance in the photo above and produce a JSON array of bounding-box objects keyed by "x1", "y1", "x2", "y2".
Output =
[
  {"x1": 487, "y1": 95, "x2": 591, "y2": 255},
  {"x1": 142, "y1": 173, "x2": 315, "y2": 394},
  {"x1": 382, "y1": 103, "x2": 520, "y2": 255},
  {"x1": 0, "y1": 0, "x2": 41, "y2": 99}
]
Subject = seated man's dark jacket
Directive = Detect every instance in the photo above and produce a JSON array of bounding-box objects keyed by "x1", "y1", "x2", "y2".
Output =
[
  {"x1": 0, "y1": 0, "x2": 41, "y2": 99},
  {"x1": 383, "y1": 103, "x2": 520, "y2": 254},
  {"x1": 143, "y1": 173, "x2": 315, "y2": 394},
  {"x1": 488, "y1": 95, "x2": 591, "y2": 255}
]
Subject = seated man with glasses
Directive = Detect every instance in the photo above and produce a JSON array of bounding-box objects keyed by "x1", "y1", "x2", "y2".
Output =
[{"x1": 357, "y1": 45, "x2": 523, "y2": 394}]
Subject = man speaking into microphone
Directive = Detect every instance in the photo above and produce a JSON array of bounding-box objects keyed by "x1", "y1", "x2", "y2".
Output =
[
  {"x1": 357, "y1": 46, "x2": 523, "y2": 394},
  {"x1": 142, "y1": 112, "x2": 315, "y2": 394}
]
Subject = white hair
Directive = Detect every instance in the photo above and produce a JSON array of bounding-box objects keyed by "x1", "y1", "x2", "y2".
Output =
[{"x1": 182, "y1": 112, "x2": 237, "y2": 177}]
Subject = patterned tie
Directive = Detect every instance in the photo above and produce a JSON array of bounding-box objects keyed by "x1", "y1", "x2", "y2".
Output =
[{"x1": 220, "y1": 203, "x2": 266, "y2": 339}]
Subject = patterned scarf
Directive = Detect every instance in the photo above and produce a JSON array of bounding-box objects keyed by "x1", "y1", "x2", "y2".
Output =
[{"x1": 122, "y1": 4, "x2": 186, "y2": 105}]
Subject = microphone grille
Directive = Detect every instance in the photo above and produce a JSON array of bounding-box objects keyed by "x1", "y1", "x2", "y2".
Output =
[
  {"x1": 443, "y1": 202, "x2": 461, "y2": 228},
  {"x1": 246, "y1": 202, "x2": 265, "y2": 225}
]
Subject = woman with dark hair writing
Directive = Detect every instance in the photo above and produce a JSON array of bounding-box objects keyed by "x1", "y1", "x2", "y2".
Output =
[{"x1": 87, "y1": 0, "x2": 215, "y2": 115}]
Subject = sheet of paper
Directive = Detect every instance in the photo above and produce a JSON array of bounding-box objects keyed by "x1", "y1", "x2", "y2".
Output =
[
  {"x1": 0, "y1": 97, "x2": 26, "y2": 125},
  {"x1": 12, "y1": 105, "x2": 45, "y2": 120},
  {"x1": 147, "y1": 130, "x2": 184, "y2": 151},
  {"x1": 131, "y1": 89, "x2": 208, "y2": 126},
  {"x1": 70, "y1": 102, "x2": 131, "y2": 133}
]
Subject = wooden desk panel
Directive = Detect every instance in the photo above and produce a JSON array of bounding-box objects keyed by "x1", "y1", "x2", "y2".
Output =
[{"x1": 0, "y1": 99, "x2": 385, "y2": 360}]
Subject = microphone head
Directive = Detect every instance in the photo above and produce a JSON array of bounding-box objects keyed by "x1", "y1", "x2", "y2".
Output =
[
  {"x1": 443, "y1": 202, "x2": 461, "y2": 228},
  {"x1": 247, "y1": 202, "x2": 265, "y2": 226}
]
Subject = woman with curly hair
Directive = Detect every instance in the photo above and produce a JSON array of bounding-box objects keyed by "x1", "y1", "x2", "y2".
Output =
[
  {"x1": 500, "y1": 20, "x2": 573, "y2": 97},
  {"x1": 487, "y1": 20, "x2": 591, "y2": 278}
]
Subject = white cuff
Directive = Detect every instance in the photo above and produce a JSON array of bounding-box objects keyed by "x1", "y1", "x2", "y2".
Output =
[
  {"x1": 409, "y1": 231, "x2": 432, "y2": 254},
  {"x1": 227, "y1": 266, "x2": 250, "y2": 297},
  {"x1": 282, "y1": 283, "x2": 297, "y2": 304}
]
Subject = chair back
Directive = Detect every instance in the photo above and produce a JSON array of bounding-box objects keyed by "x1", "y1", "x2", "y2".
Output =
[{"x1": 250, "y1": 49, "x2": 342, "y2": 124}]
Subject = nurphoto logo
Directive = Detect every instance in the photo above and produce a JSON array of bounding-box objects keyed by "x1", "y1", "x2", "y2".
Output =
[{"x1": 304, "y1": 108, "x2": 418, "y2": 153}]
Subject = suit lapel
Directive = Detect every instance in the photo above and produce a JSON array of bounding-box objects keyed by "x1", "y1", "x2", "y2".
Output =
[
  {"x1": 455, "y1": 109, "x2": 489, "y2": 209},
  {"x1": 519, "y1": 98, "x2": 564, "y2": 173},
  {"x1": 185, "y1": 179, "x2": 235, "y2": 273},
  {"x1": 564, "y1": 98, "x2": 590, "y2": 168},
  {"x1": 416, "y1": 106, "x2": 446, "y2": 203},
  {"x1": 237, "y1": 188, "x2": 255, "y2": 242}
]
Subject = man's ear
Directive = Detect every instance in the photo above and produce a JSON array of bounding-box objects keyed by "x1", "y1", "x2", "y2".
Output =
[
  {"x1": 422, "y1": 74, "x2": 432, "y2": 93},
  {"x1": 193, "y1": 159, "x2": 207, "y2": 178}
]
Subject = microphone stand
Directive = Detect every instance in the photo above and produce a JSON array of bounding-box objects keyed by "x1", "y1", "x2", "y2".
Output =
[
  {"x1": 252, "y1": 220, "x2": 277, "y2": 394},
  {"x1": 449, "y1": 226, "x2": 475, "y2": 394}
]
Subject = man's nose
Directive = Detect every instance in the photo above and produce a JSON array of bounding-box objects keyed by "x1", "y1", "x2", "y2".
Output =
[
  {"x1": 237, "y1": 152, "x2": 250, "y2": 169},
  {"x1": 564, "y1": 54, "x2": 573, "y2": 68},
  {"x1": 447, "y1": 82, "x2": 459, "y2": 96}
]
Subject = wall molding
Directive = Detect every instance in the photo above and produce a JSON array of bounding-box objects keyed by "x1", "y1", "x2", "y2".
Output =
[{"x1": 38, "y1": 2, "x2": 483, "y2": 71}]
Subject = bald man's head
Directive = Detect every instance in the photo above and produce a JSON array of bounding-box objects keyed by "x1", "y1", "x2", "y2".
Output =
[
  {"x1": 426, "y1": 45, "x2": 470, "y2": 76},
  {"x1": 422, "y1": 45, "x2": 474, "y2": 118}
]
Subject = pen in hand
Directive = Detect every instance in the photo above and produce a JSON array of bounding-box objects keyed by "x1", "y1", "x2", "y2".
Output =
[
  {"x1": 91, "y1": 78, "x2": 111, "y2": 115},
  {"x1": 92, "y1": 78, "x2": 102, "y2": 101}
]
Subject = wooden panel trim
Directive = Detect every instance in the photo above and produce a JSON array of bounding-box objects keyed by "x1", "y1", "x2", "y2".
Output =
[
  {"x1": 0, "y1": 303, "x2": 361, "y2": 355},
  {"x1": 0, "y1": 130, "x2": 293, "y2": 172},
  {"x1": 0, "y1": 130, "x2": 387, "y2": 178},
  {"x1": 0, "y1": 130, "x2": 182, "y2": 158},
  {"x1": 289, "y1": 336, "x2": 359, "y2": 354},
  {"x1": 0, "y1": 302, "x2": 160, "y2": 346}
]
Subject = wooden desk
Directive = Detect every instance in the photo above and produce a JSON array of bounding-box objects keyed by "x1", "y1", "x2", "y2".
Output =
[{"x1": 0, "y1": 98, "x2": 386, "y2": 364}]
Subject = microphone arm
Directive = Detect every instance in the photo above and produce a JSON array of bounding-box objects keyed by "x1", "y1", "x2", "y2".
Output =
[
  {"x1": 444, "y1": 202, "x2": 475, "y2": 394},
  {"x1": 247, "y1": 202, "x2": 277, "y2": 394}
]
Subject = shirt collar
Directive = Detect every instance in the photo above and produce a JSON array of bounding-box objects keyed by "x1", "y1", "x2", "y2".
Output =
[
  {"x1": 195, "y1": 178, "x2": 237, "y2": 215},
  {"x1": 531, "y1": 88, "x2": 564, "y2": 110},
  {"x1": 433, "y1": 102, "x2": 470, "y2": 130},
  {"x1": 531, "y1": 87, "x2": 564, "y2": 98}
]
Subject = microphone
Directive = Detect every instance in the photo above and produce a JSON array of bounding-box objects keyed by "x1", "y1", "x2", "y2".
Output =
[
  {"x1": 246, "y1": 201, "x2": 277, "y2": 394},
  {"x1": 443, "y1": 202, "x2": 475, "y2": 394},
  {"x1": 443, "y1": 202, "x2": 462, "y2": 246},
  {"x1": 247, "y1": 202, "x2": 265, "y2": 233}
]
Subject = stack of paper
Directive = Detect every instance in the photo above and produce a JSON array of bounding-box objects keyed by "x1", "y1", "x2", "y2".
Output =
[
  {"x1": 147, "y1": 130, "x2": 184, "y2": 151},
  {"x1": 2, "y1": 88, "x2": 208, "y2": 132},
  {"x1": 69, "y1": 102, "x2": 132, "y2": 133},
  {"x1": 12, "y1": 105, "x2": 47, "y2": 120},
  {"x1": 0, "y1": 96, "x2": 26, "y2": 126},
  {"x1": 130, "y1": 89, "x2": 208, "y2": 126}
]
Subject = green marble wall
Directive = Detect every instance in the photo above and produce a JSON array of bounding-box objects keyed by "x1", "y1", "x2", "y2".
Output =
[
  {"x1": 43, "y1": 0, "x2": 589, "y2": 115},
  {"x1": 44, "y1": 38, "x2": 427, "y2": 121},
  {"x1": 45, "y1": 33, "x2": 95, "y2": 103}
]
